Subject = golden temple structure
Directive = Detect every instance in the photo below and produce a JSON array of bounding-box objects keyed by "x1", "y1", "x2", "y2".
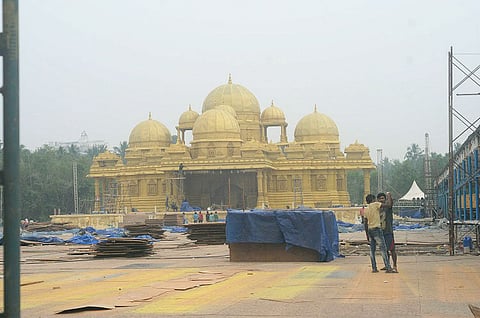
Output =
[{"x1": 88, "y1": 76, "x2": 375, "y2": 212}]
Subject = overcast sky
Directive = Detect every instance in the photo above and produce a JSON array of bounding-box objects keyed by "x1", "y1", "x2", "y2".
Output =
[{"x1": 12, "y1": 0, "x2": 480, "y2": 160}]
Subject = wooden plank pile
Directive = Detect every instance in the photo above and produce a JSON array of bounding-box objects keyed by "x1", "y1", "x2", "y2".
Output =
[
  {"x1": 163, "y1": 213, "x2": 184, "y2": 226},
  {"x1": 124, "y1": 219, "x2": 165, "y2": 239},
  {"x1": 25, "y1": 222, "x2": 77, "y2": 232},
  {"x1": 184, "y1": 222, "x2": 226, "y2": 245},
  {"x1": 94, "y1": 238, "x2": 153, "y2": 257}
]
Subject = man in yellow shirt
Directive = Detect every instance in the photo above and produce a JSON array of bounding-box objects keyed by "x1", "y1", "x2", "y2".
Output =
[{"x1": 364, "y1": 192, "x2": 395, "y2": 273}]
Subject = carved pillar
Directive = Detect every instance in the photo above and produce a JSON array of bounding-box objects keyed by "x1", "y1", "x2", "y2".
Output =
[
  {"x1": 281, "y1": 124, "x2": 288, "y2": 143},
  {"x1": 94, "y1": 179, "x2": 100, "y2": 211},
  {"x1": 256, "y1": 170, "x2": 266, "y2": 208},
  {"x1": 363, "y1": 169, "x2": 371, "y2": 204},
  {"x1": 263, "y1": 171, "x2": 269, "y2": 207}
]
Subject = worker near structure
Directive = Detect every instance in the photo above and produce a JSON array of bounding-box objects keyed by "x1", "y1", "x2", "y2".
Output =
[
  {"x1": 364, "y1": 192, "x2": 395, "y2": 273},
  {"x1": 378, "y1": 192, "x2": 398, "y2": 273}
]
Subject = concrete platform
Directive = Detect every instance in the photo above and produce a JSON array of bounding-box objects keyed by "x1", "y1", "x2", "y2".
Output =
[{"x1": 1, "y1": 229, "x2": 479, "y2": 317}]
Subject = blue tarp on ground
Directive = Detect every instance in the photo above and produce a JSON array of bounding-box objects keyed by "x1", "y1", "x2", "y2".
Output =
[
  {"x1": 180, "y1": 201, "x2": 201, "y2": 212},
  {"x1": 398, "y1": 208, "x2": 425, "y2": 218},
  {"x1": 226, "y1": 209, "x2": 339, "y2": 262},
  {"x1": 65, "y1": 233, "x2": 99, "y2": 245},
  {"x1": 20, "y1": 235, "x2": 65, "y2": 244}
]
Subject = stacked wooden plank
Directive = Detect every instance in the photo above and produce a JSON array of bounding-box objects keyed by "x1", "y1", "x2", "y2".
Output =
[
  {"x1": 94, "y1": 238, "x2": 153, "y2": 257},
  {"x1": 163, "y1": 213, "x2": 184, "y2": 226},
  {"x1": 184, "y1": 222, "x2": 226, "y2": 245},
  {"x1": 124, "y1": 220, "x2": 165, "y2": 239},
  {"x1": 25, "y1": 222, "x2": 76, "y2": 232}
]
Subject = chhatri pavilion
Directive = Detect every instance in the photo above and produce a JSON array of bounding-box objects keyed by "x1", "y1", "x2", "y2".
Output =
[{"x1": 88, "y1": 76, "x2": 375, "y2": 212}]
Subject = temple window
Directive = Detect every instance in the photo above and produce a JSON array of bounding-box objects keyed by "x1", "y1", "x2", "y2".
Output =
[
  {"x1": 128, "y1": 181, "x2": 139, "y2": 196},
  {"x1": 227, "y1": 142, "x2": 234, "y2": 156},
  {"x1": 316, "y1": 175, "x2": 327, "y2": 191},
  {"x1": 277, "y1": 176, "x2": 287, "y2": 192},
  {"x1": 161, "y1": 182, "x2": 166, "y2": 193},
  {"x1": 147, "y1": 180, "x2": 157, "y2": 196},
  {"x1": 336, "y1": 176, "x2": 343, "y2": 190}
]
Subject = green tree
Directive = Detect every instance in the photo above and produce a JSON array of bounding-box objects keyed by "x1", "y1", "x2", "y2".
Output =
[
  {"x1": 347, "y1": 170, "x2": 364, "y2": 205},
  {"x1": 18, "y1": 145, "x2": 94, "y2": 221},
  {"x1": 68, "y1": 144, "x2": 80, "y2": 155}
]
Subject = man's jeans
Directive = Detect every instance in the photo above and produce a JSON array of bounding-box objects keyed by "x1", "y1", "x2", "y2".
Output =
[{"x1": 368, "y1": 227, "x2": 391, "y2": 271}]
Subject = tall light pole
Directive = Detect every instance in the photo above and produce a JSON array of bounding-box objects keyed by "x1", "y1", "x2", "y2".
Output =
[
  {"x1": 2, "y1": 0, "x2": 20, "y2": 316},
  {"x1": 376, "y1": 149, "x2": 383, "y2": 193}
]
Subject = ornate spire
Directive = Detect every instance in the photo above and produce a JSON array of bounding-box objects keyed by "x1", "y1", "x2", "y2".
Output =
[
  {"x1": 314, "y1": 104, "x2": 317, "y2": 113},
  {"x1": 148, "y1": 112, "x2": 152, "y2": 120},
  {"x1": 188, "y1": 104, "x2": 192, "y2": 111},
  {"x1": 271, "y1": 100, "x2": 275, "y2": 107},
  {"x1": 228, "y1": 73, "x2": 232, "y2": 84}
]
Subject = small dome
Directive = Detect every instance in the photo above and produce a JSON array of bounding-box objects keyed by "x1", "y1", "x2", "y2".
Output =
[
  {"x1": 261, "y1": 101, "x2": 286, "y2": 125},
  {"x1": 345, "y1": 140, "x2": 369, "y2": 153},
  {"x1": 294, "y1": 106, "x2": 339, "y2": 143},
  {"x1": 214, "y1": 104, "x2": 237, "y2": 118},
  {"x1": 178, "y1": 105, "x2": 199, "y2": 130},
  {"x1": 129, "y1": 113, "x2": 172, "y2": 148},
  {"x1": 345, "y1": 140, "x2": 371, "y2": 160},
  {"x1": 202, "y1": 74, "x2": 260, "y2": 116},
  {"x1": 192, "y1": 109, "x2": 241, "y2": 141}
]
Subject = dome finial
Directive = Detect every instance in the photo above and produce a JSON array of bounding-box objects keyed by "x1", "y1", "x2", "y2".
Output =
[
  {"x1": 271, "y1": 100, "x2": 274, "y2": 107},
  {"x1": 228, "y1": 73, "x2": 232, "y2": 84},
  {"x1": 148, "y1": 112, "x2": 152, "y2": 120},
  {"x1": 188, "y1": 104, "x2": 192, "y2": 111},
  {"x1": 314, "y1": 104, "x2": 317, "y2": 113}
]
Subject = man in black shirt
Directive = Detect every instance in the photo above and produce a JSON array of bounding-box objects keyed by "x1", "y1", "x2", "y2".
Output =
[{"x1": 378, "y1": 192, "x2": 398, "y2": 273}]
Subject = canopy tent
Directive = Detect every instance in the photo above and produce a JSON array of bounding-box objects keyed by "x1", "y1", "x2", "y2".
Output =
[{"x1": 399, "y1": 180, "x2": 425, "y2": 201}]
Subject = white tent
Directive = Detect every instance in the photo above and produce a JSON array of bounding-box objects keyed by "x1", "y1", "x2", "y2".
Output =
[{"x1": 399, "y1": 180, "x2": 425, "y2": 201}]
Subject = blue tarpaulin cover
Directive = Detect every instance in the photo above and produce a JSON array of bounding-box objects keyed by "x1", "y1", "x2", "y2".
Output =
[
  {"x1": 226, "y1": 209, "x2": 339, "y2": 262},
  {"x1": 180, "y1": 201, "x2": 201, "y2": 212}
]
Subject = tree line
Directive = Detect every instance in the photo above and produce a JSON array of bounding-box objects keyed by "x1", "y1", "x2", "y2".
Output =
[
  {"x1": 0, "y1": 142, "x2": 447, "y2": 221},
  {"x1": 347, "y1": 143, "x2": 448, "y2": 205}
]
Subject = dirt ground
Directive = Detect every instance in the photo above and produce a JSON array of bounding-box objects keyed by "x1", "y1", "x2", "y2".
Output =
[{"x1": 1, "y1": 223, "x2": 479, "y2": 318}]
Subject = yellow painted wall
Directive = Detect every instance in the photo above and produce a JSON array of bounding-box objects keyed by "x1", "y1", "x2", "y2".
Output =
[{"x1": 50, "y1": 207, "x2": 362, "y2": 229}]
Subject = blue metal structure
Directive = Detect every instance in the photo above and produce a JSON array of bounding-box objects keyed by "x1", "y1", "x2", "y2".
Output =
[{"x1": 436, "y1": 130, "x2": 480, "y2": 222}]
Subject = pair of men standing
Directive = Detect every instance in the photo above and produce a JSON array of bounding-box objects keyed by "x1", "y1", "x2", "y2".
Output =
[{"x1": 364, "y1": 192, "x2": 398, "y2": 273}]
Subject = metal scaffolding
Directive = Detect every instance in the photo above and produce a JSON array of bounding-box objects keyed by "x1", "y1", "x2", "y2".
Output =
[
  {"x1": 446, "y1": 46, "x2": 480, "y2": 255},
  {"x1": 424, "y1": 133, "x2": 435, "y2": 218}
]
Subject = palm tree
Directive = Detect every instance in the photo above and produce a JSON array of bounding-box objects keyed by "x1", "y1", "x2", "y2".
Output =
[
  {"x1": 113, "y1": 141, "x2": 128, "y2": 164},
  {"x1": 404, "y1": 143, "x2": 424, "y2": 161},
  {"x1": 87, "y1": 144, "x2": 108, "y2": 159}
]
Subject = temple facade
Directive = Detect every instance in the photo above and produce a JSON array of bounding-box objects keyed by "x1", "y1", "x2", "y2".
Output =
[{"x1": 88, "y1": 76, "x2": 375, "y2": 212}]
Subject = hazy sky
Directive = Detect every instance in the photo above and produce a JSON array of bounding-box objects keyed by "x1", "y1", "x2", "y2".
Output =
[{"x1": 13, "y1": 0, "x2": 480, "y2": 160}]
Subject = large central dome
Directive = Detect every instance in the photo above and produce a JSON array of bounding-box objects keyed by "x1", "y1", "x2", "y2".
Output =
[
  {"x1": 192, "y1": 109, "x2": 241, "y2": 141},
  {"x1": 202, "y1": 75, "x2": 260, "y2": 116}
]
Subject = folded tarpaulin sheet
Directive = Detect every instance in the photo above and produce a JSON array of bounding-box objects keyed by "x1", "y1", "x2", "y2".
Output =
[
  {"x1": 65, "y1": 233, "x2": 99, "y2": 245},
  {"x1": 226, "y1": 209, "x2": 339, "y2": 262}
]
